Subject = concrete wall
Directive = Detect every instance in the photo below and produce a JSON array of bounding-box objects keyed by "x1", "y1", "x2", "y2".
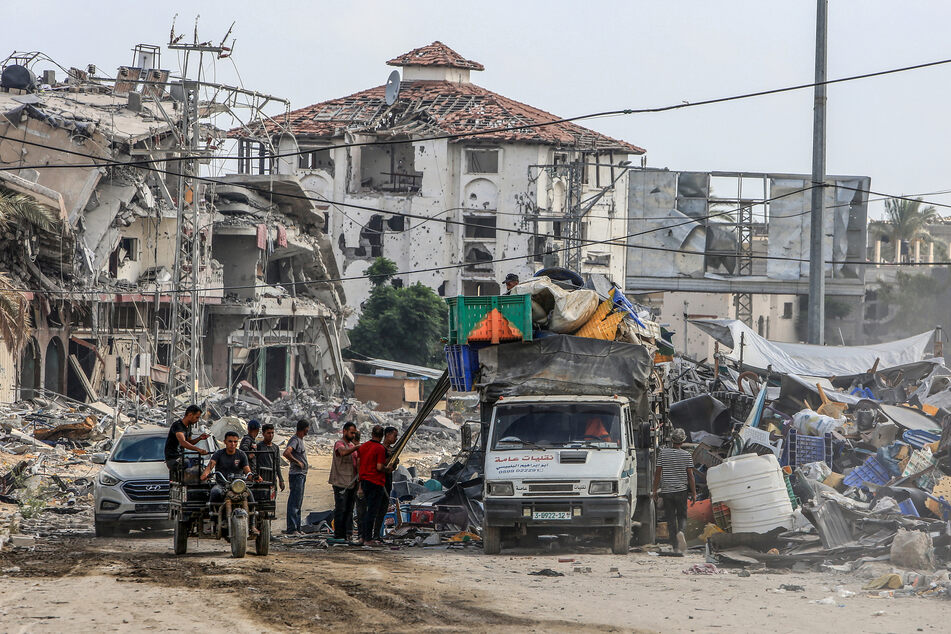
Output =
[
  {"x1": 115, "y1": 217, "x2": 178, "y2": 283},
  {"x1": 213, "y1": 234, "x2": 261, "y2": 301}
]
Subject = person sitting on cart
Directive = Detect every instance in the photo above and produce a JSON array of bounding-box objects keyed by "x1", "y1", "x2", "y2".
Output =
[
  {"x1": 201, "y1": 431, "x2": 261, "y2": 535},
  {"x1": 164, "y1": 404, "x2": 209, "y2": 478},
  {"x1": 201, "y1": 431, "x2": 260, "y2": 495}
]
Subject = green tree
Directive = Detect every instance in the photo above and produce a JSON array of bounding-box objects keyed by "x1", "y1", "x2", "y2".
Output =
[
  {"x1": 348, "y1": 258, "x2": 448, "y2": 368},
  {"x1": 883, "y1": 196, "x2": 938, "y2": 253}
]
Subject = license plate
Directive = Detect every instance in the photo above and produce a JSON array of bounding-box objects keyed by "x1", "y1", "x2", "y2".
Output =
[
  {"x1": 532, "y1": 511, "x2": 572, "y2": 520},
  {"x1": 135, "y1": 504, "x2": 169, "y2": 513}
]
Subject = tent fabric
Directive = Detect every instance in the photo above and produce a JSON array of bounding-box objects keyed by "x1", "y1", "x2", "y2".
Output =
[{"x1": 689, "y1": 318, "x2": 935, "y2": 377}]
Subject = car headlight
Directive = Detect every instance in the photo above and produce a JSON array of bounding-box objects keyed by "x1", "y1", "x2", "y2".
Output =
[
  {"x1": 99, "y1": 472, "x2": 120, "y2": 487},
  {"x1": 588, "y1": 480, "x2": 617, "y2": 495},
  {"x1": 230, "y1": 479, "x2": 247, "y2": 494},
  {"x1": 487, "y1": 481, "x2": 514, "y2": 496}
]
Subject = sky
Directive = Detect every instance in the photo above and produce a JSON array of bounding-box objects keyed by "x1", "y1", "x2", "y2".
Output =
[{"x1": 7, "y1": 1, "x2": 951, "y2": 219}]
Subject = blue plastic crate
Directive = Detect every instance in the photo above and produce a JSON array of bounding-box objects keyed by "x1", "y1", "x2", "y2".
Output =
[
  {"x1": 445, "y1": 344, "x2": 479, "y2": 391},
  {"x1": 897, "y1": 499, "x2": 919, "y2": 517},
  {"x1": 782, "y1": 428, "x2": 834, "y2": 470},
  {"x1": 843, "y1": 455, "x2": 891, "y2": 488},
  {"x1": 901, "y1": 429, "x2": 940, "y2": 450}
]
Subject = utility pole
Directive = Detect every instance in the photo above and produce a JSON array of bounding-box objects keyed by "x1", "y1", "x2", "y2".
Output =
[{"x1": 807, "y1": 0, "x2": 828, "y2": 345}]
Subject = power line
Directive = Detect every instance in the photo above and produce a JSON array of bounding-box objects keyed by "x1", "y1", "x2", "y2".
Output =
[{"x1": 5, "y1": 54, "x2": 951, "y2": 171}]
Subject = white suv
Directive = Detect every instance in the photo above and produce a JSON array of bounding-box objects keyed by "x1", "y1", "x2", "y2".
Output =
[{"x1": 92, "y1": 425, "x2": 217, "y2": 537}]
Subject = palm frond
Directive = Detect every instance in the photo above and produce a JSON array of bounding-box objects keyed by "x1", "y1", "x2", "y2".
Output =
[
  {"x1": 0, "y1": 191, "x2": 58, "y2": 232},
  {"x1": 0, "y1": 273, "x2": 32, "y2": 354}
]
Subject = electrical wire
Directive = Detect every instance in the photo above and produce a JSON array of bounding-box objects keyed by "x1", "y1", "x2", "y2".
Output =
[{"x1": 6, "y1": 54, "x2": 951, "y2": 170}]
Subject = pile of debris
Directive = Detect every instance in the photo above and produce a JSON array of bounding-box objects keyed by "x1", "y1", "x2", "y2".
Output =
[{"x1": 667, "y1": 319, "x2": 951, "y2": 595}]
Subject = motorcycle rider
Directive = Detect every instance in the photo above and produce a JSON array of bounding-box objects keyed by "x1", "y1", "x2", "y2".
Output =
[{"x1": 201, "y1": 431, "x2": 260, "y2": 534}]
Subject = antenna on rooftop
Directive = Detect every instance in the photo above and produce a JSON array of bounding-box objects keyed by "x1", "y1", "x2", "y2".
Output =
[{"x1": 385, "y1": 69, "x2": 401, "y2": 106}]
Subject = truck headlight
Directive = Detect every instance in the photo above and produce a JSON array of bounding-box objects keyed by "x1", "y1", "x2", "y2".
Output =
[
  {"x1": 99, "y1": 472, "x2": 120, "y2": 487},
  {"x1": 588, "y1": 480, "x2": 617, "y2": 495},
  {"x1": 487, "y1": 481, "x2": 514, "y2": 496}
]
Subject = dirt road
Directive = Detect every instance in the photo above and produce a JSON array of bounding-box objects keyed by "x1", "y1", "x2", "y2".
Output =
[
  {"x1": 2, "y1": 530, "x2": 948, "y2": 633},
  {"x1": 2, "y1": 452, "x2": 948, "y2": 633}
]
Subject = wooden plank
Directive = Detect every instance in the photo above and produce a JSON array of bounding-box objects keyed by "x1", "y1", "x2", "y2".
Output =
[{"x1": 68, "y1": 353, "x2": 99, "y2": 402}]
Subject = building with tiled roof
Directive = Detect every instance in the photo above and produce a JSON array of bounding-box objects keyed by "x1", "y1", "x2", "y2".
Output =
[{"x1": 232, "y1": 42, "x2": 645, "y2": 322}]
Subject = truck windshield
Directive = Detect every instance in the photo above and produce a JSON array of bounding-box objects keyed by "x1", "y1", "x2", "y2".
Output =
[
  {"x1": 492, "y1": 403, "x2": 622, "y2": 449},
  {"x1": 110, "y1": 435, "x2": 165, "y2": 462}
]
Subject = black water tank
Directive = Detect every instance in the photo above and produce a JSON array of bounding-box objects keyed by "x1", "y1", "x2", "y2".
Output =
[{"x1": 1, "y1": 65, "x2": 36, "y2": 91}]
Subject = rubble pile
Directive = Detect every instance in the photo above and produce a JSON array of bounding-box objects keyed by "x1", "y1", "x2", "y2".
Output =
[{"x1": 668, "y1": 332, "x2": 951, "y2": 596}]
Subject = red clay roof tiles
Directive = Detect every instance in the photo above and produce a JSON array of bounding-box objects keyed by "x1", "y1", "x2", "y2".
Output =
[
  {"x1": 386, "y1": 41, "x2": 485, "y2": 71},
  {"x1": 238, "y1": 79, "x2": 644, "y2": 154}
]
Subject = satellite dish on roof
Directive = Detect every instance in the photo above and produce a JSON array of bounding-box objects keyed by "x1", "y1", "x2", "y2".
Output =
[{"x1": 385, "y1": 70, "x2": 401, "y2": 106}]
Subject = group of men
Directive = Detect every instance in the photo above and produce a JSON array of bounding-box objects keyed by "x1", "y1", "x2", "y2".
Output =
[
  {"x1": 164, "y1": 405, "x2": 400, "y2": 544},
  {"x1": 328, "y1": 423, "x2": 400, "y2": 545}
]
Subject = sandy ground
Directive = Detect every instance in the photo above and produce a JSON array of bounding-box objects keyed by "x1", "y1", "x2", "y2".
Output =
[{"x1": 1, "y1": 453, "x2": 948, "y2": 633}]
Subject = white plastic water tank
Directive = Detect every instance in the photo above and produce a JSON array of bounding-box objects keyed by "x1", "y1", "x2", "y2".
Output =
[{"x1": 707, "y1": 453, "x2": 794, "y2": 533}]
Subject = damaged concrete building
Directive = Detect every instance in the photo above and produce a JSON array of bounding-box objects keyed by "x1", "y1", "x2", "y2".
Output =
[
  {"x1": 0, "y1": 47, "x2": 348, "y2": 404},
  {"x1": 231, "y1": 42, "x2": 644, "y2": 325}
]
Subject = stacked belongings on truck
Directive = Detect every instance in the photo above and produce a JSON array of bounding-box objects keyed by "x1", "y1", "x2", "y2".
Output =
[
  {"x1": 665, "y1": 319, "x2": 951, "y2": 581},
  {"x1": 444, "y1": 269, "x2": 672, "y2": 393}
]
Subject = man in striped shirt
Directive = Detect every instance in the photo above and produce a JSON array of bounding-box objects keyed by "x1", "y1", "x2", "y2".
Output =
[{"x1": 653, "y1": 428, "x2": 696, "y2": 553}]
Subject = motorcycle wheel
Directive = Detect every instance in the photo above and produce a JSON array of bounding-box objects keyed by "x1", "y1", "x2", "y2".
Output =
[
  {"x1": 230, "y1": 514, "x2": 248, "y2": 558},
  {"x1": 255, "y1": 519, "x2": 271, "y2": 556}
]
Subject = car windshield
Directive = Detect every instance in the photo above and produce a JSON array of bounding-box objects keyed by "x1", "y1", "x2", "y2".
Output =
[
  {"x1": 111, "y1": 435, "x2": 165, "y2": 462},
  {"x1": 492, "y1": 402, "x2": 622, "y2": 449}
]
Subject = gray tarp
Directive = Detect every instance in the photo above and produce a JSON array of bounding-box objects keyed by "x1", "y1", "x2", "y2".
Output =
[
  {"x1": 477, "y1": 335, "x2": 652, "y2": 416},
  {"x1": 689, "y1": 318, "x2": 935, "y2": 377}
]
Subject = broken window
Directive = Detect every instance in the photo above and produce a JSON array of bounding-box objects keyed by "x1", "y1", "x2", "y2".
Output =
[
  {"x1": 583, "y1": 252, "x2": 611, "y2": 267},
  {"x1": 359, "y1": 215, "x2": 384, "y2": 258},
  {"x1": 531, "y1": 236, "x2": 548, "y2": 263},
  {"x1": 386, "y1": 215, "x2": 406, "y2": 231},
  {"x1": 782, "y1": 302, "x2": 793, "y2": 319},
  {"x1": 359, "y1": 140, "x2": 421, "y2": 193},
  {"x1": 298, "y1": 147, "x2": 334, "y2": 175},
  {"x1": 237, "y1": 139, "x2": 274, "y2": 175},
  {"x1": 466, "y1": 149, "x2": 499, "y2": 174},
  {"x1": 119, "y1": 237, "x2": 139, "y2": 261},
  {"x1": 462, "y1": 280, "x2": 500, "y2": 296},
  {"x1": 464, "y1": 214, "x2": 496, "y2": 239},
  {"x1": 464, "y1": 243, "x2": 494, "y2": 273},
  {"x1": 437, "y1": 280, "x2": 448, "y2": 296}
]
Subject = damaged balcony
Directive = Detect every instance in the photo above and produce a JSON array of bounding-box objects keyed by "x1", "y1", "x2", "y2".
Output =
[{"x1": 357, "y1": 139, "x2": 422, "y2": 194}]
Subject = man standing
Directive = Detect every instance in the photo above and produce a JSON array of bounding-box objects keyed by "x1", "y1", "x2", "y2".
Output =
[
  {"x1": 283, "y1": 419, "x2": 310, "y2": 534},
  {"x1": 239, "y1": 419, "x2": 261, "y2": 464},
  {"x1": 503, "y1": 273, "x2": 519, "y2": 294},
  {"x1": 164, "y1": 404, "x2": 208, "y2": 477},
  {"x1": 329, "y1": 422, "x2": 359, "y2": 542},
  {"x1": 652, "y1": 428, "x2": 696, "y2": 553},
  {"x1": 255, "y1": 423, "x2": 285, "y2": 492},
  {"x1": 356, "y1": 425, "x2": 387, "y2": 546},
  {"x1": 372, "y1": 426, "x2": 399, "y2": 540}
]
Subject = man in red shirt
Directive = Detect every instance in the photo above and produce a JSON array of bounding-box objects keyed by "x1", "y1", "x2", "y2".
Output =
[{"x1": 356, "y1": 425, "x2": 388, "y2": 545}]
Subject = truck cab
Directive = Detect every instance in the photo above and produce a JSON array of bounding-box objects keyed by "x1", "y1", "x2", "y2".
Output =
[{"x1": 483, "y1": 394, "x2": 656, "y2": 554}]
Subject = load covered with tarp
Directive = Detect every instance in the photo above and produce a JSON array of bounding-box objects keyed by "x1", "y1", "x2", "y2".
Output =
[
  {"x1": 477, "y1": 335, "x2": 652, "y2": 415},
  {"x1": 688, "y1": 318, "x2": 935, "y2": 377}
]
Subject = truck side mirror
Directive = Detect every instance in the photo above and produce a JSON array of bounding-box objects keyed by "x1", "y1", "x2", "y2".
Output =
[{"x1": 461, "y1": 420, "x2": 481, "y2": 452}]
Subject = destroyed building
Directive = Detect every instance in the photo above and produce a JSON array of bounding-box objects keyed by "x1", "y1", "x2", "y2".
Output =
[
  {"x1": 0, "y1": 47, "x2": 349, "y2": 405},
  {"x1": 623, "y1": 169, "x2": 872, "y2": 354},
  {"x1": 230, "y1": 41, "x2": 644, "y2": 325}
]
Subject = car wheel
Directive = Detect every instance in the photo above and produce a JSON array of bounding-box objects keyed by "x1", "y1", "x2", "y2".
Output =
[{"x1": 94, "y1": 519, "x2": 113, "y2": 537}]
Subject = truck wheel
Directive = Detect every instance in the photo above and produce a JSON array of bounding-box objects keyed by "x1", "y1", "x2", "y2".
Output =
[
  {"x1": 230, "y1": 514, "x2": 248, "y2": 558},
  {"x1": 634, "y1": 497, "x2": 656, "y2": 546},
  {"x1": 483, "y1": 526, "x2": 501, "y2": 555},
  {"x1": 255, "y1": 520, "x2": 271, "y2": 556},
  {"x1": 173, "y1": 520, "x2": 188, "y2": 555},
  {"x1": 612, "y1": 516, "x2": 632, "y2": 555}
]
